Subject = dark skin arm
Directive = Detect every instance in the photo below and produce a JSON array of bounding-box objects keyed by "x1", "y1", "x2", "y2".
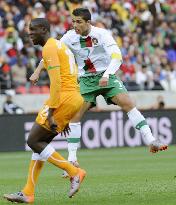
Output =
[
  {"x1": 47, "y1": 108, "x2": 71, "y2": 136},
  {"x1": 61, "y1": 124, "x2": 71, "y2": 137},
  {"x1": 47, "y1": 108, "x2": 57, "y2": 133}
]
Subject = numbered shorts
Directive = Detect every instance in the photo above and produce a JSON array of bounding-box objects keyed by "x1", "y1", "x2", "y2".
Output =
[
  {"x1": 36, "y1": 91, "x2": 84, "y2": 133},
  {"x1": 79, "y1": 73, "x2": 127, "y2": 106}
]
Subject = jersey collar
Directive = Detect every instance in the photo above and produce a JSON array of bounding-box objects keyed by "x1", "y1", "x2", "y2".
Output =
[{"x1": 80, "y1": 25, "x2": 94, "y2": 39}]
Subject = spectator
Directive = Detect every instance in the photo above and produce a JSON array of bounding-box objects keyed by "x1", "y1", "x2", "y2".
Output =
[
  {"x1": 151, "y1": 95, "x2": 166, "y2": 109},
  {"x1": 135, "y1": 64, "x2": 154, "y2": 90},
  {"x1": 0, "y1": 57, "x2": 12, "y2": 93},
  {"x1": 46, "y1": 4, "x2": 60, "y2": 25},
  {"x1": 3, "y1": 90, "x2": 24, "y2": 114},
  {"x1": 120, "y1": 55, "x2": 135, "y2": 82},
  {"x1": 0, "y1": 0, "x2": 175, "y2": 93},
  {"x1": 32, "y1": 2, "x2": 45, "y2": 19},
  {"x1": 11, "y1": 55, "x2": 27, "y2": 87}
]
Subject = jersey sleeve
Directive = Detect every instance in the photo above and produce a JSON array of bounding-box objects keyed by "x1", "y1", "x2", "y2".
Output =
[
  {"x1": 101, "y1": 30, "x2": 122, "y2": 61},
  {"x1": 42, "y1": 45, "x2": 61, "y2": 108}
]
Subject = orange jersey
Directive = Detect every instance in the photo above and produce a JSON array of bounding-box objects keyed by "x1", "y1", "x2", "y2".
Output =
[{"x1": 42, "y1": 37, "x2": 79, "y2": 108}]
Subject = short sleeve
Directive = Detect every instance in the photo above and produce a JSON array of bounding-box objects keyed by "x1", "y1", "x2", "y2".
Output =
[{"x1": 43, "y1": 45, "x2": 60, "y2": 70}]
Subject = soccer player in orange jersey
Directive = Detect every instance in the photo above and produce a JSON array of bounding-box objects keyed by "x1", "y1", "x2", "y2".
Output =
[{"x1": 4, "y1": 18, "x2": 86, "y2": 203}]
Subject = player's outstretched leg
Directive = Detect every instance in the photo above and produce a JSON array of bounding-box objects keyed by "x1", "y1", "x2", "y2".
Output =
[
  {"x1": 149, "y1": 139, "x2": 168, "y2": 153},
  {"x1": 127, "y1": 107, "x2": 168, "y2": 153},
  {"x1": 111, "y1": 93, "x2": 168, "y2": 153}
]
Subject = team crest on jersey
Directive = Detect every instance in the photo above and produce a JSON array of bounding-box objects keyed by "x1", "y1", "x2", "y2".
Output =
[{"x1": 92, "y1": 38, "x2": 98, "y2": 45}]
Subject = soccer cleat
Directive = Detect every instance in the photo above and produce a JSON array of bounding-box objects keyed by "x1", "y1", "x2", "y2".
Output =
[
  {"x1": 3, "y1": 191, "x2": 34, "y2": 203},
  {"x1": 68, "y1": 168, "x2": 86, "y2": 198},
  {"x1": 62, "y1": 161, "x2": 80, "y2": 178},
  {"x1": 149, "y1": 139, "x2": 168, "y2": 153}
]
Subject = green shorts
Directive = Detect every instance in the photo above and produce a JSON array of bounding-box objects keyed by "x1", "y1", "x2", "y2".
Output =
[{"x1": 79, "y1": 73, "x2": 127, "y2": 106}]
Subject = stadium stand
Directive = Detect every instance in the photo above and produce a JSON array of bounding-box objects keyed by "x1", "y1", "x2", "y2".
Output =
[{"x1": 0, "y1": 0, "x2": 175, "y2": 94}]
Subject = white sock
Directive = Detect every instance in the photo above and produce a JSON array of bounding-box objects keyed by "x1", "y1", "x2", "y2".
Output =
[
  {"x1": 67, "y1": 122, "x2": 81, "y2": 162},
  {"x1": 68, "y1": 143, "x2": 78, "y2": 162},
  {"x1": 127, "y1": 107, "x2": 155, "y2": 145},
  {"x1": 39, "y1": 144, "x2": 55, "y2": 161},
  {"x1": 32, "y1": 153, "x2": 46, "y2": 161}
]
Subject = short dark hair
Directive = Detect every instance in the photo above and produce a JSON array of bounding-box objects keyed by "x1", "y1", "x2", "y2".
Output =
[
  {"x1": 31, "y1": 18, "x2": 50, "y2": 32},
  {"x1": 72, "y1": 8, "x2": 91, "y2": 21}
]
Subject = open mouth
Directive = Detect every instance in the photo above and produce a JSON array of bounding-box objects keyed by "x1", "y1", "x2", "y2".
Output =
[{"x1": 75, "y1": 29, "x2": 80, "y2": 33}]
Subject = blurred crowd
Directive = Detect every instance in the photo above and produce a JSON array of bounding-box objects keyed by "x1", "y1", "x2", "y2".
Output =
[{"x1": 0, "y1": 0, "x2": 175, "y2": 94}]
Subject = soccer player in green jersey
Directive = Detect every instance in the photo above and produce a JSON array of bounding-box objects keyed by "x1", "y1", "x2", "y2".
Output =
[{"x1": 30, "y1": 8, "x2": 168, "y2": 177}]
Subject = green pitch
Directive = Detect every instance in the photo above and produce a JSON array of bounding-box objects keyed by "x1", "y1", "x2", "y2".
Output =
[{"x1": 0, "y1": 146, "x2": 176, "y2": 205}]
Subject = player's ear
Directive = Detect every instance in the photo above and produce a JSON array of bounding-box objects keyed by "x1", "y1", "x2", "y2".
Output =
[{"x1": 87, "y1": 20, "x2": 91, "y2": 24}]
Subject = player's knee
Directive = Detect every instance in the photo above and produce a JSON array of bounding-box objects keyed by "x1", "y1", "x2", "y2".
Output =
[
  {"x1": 121, "y1": 100, "x2": 135, "y2": 112},
  {"x1": 27, "y1": 139, "x2": 40, "y2": 153},
  {"x1": 71, "y1": 113, "x2": 82, "y2": 122},
  {"x1": 27, "y1": 137, "x2": 34, "y2": 150},
  {"x1": 27, "y1": 134, "x2": 37, "y2": 151}
]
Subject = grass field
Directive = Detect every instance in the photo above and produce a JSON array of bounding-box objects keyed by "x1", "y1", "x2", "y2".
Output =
[{"x1": 0, "y1": 146, "x2": 176, "y2": 205}]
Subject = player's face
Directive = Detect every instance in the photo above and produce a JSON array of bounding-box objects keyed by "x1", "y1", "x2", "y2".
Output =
[
  {"x1": 72, "y1": 15, "x2": 90, "y2": 36},
  {"x1": 29, "y1": 22, "x2": 43, "y2": 45}
]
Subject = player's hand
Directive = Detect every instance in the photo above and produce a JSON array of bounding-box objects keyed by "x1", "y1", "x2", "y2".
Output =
[
  {"x1": 99, "y1": 77, "x2": 109, "y2": 87},
  {"x1": 48, "y1": 115, "x2": 58, "y2": 133},
  {"x1": 61, "y1": 124, "x2": 71, "y2": 137},
  {"x1": 29, "y1": 72, "x2": 39, "y2": 85},
  {"x1": 47, "y1": 108, "x2": 57, "y2": 133}
]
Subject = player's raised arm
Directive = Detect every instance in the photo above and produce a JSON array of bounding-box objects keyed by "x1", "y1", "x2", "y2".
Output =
[{"x1": 29, "y1": 59, "x2": 44, "y2": 84}]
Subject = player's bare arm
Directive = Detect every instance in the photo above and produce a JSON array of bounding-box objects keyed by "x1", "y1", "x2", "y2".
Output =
[
  {"x1": 47, "y1": 108, "x2": 57, "y2": 133},
  {"x1": 29, "y1": 59, "x2": 44, "y2": 84}
]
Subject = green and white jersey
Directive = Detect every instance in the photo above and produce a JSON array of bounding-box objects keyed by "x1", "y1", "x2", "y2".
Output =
[{"x1": 60, "y1": 26, "x2": 122, "y2": 77}]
